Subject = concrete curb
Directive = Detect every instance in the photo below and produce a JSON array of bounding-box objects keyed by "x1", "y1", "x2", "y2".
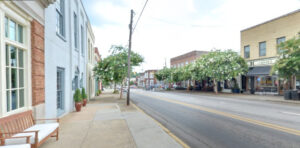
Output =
[
  {"x1": 159, "y1": 90, "x2": 300, "y2": 105},
  {"x1": 131, "y1": 102, "x2": 190, "y2": 148}
]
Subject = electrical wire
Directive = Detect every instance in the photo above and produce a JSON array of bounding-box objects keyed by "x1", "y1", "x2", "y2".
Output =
[{"x1": 132, "y1": 0, "x2": 149, "y2": 33}]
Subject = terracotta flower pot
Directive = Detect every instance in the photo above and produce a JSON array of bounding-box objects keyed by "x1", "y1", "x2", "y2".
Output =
[
  {"x1": 75, "y1": 102, "x2": 82, "y2": 112},
  {"x1": 82, "y1": 99, "x2": 87, "y2": 107}
]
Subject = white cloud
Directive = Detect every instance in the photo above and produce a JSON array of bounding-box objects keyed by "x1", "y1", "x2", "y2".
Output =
[{"x1": 90, "y1": 0, "x2": 300, "y2": 72}]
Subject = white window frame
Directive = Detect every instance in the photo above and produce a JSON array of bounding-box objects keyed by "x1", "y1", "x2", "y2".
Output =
[
  {"x1": 56, "y1": 0, "x2": 65, "y2": 38},
  {"x1": 0, "y1": 3, "x2": 32, "y2": 117},
  {"x1": 74, "y1": 12, "x2": 78, "y2": 50}
]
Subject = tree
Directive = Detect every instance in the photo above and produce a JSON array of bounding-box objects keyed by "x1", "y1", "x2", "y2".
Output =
[
  {"x1": 197, "y1": 50, "x2": 248, "y2": 94},
  {"x1": 272, "y1": 36, "x2": 300, "y2": 90},
  {"x1": 94, "y1": 45, "x2": 144, "y2": 97}
]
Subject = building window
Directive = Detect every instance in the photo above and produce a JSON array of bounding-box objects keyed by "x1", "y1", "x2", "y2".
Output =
[
  {"x1": 4, "y1": 16, "x2": 26, "y2": 112},
  {"x1": 244, "y1": 45, "x2": 250, "y2": 58},
  {"x1": 276, "y1": 37, "x2": 285, "y2": 53},
  {"x1": 56, "y1": 0, "x2": 65, "y2": 37},
  {"x1": 81, "y1": 25, "x2": 84, "y2": 56},
  {"x1": 74, "y1": 12, "x2": 78, "y2": 49},
  {"x1": 5, "y1": 17, "x2": 23, "y2": 43},
  {"x1": 259, "y1": 41, "x2": 266, "y2": 57}
]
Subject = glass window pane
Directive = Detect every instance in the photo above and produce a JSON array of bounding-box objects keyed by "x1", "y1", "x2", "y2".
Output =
[
  {"x1": 18, "y1": 25, "x2": 23, "y2": 43},
  {"x1": 6, "y1": 68, "x2": 10, "y2": 89},
  {"x1": 19, "y1": 69, "x2": 24, "y2": 88},
  {"x1": 18, "y1": 49, "x2": 24, "y2": 68},
  {"x1": 19, "y1": 89, "x2": 24, "y2": 108},
  {"x1": 9, "y1": 19, "x2": 16, "y2": 41},
  {"x1": 11, "y1": 68, "x2": 17, "y2": 88},
  {"x1": 7, "y1": 91, "x2": 10, "y2": 112},
  {"x1": 5, "y1": 17, "x2": 8, "y2": 37},
  {"x1": 11, "y1": 90, "x2": 18, "y2": 110},
  {"x1": 10, "y1": 46, "x2": 17, "y2": 67},
  {"x1": 6, "y1": 45, "x2": 9, "y2": 66}
]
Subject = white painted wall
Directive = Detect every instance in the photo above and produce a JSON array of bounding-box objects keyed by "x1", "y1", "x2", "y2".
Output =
[{"x1": 45, "y1": 0, "x2": 90, "y2": 118}]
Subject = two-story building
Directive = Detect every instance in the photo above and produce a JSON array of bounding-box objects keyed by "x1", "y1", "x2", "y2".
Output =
[
  {"x1": 240, "y1": 9, "x2": 300, "y2": 95},
  {"x1": 170, "y1": 50, "x2": 209, "y2": 89},
  {"x1": 143, "y1": 70, "x2": 159, "y2": 90},
  {"x1": 44, "y1": 0, "x2": 92, "y2": 118},
  {"x1": 86, "y1": 20, "x2": 95, "y2": 101}
]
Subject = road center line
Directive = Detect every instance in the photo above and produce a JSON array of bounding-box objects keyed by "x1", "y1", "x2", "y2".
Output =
[
  {"x1": 280, "y1": 111, "x2": 300, "y2": 116},
  {"x1": 135, "y1": 92, "x2": 300, "y2": 136}
]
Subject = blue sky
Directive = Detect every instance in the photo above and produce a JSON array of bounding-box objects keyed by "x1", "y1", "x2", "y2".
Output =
[{"x1": 82, "y1": 0, "x2": 300, "y2": 72}]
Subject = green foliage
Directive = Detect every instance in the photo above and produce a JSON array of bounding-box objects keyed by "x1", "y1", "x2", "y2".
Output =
[
  {"x1": 73, "y1": 89, "x2": 82, "y2": 103},
  {"x1": 113, "y1": 90, "x2": 119, "y2": 94},
  {"x1": 93, "y1": 45, "x2": 144, "y2": 87},
  {"x1": 81, "y1": 88, "x2": 87, "y2": 99},
  {"x1": 196, "y1": 50, "x2": 248, "y2": 81},
  {"x1": 272, "y1": 36, "x2": 300, "y2": 79},
  {"x1": 155, "y1": 50, "x2": 248, "y2": 84},
  {"x1": 130, "y1": 81, "x2": 134, "y2": 85},
  {"x1": 96, "y1": 90, "x2": 102, "y2": 96}
]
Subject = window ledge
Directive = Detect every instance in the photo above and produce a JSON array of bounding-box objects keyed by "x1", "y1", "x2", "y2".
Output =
[{"x1": 56, "y1": 32, "x2": 66, "y2": 42}]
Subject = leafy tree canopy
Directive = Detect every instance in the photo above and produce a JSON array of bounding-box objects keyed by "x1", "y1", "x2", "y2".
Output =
[{"x1": 93, "y1": 45, "x2": 144, "y2": 86}]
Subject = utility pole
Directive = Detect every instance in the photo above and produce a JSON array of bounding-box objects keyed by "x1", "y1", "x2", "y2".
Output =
[{"x1": 127, "y1": 9, "x2": 134, "y2": 106}]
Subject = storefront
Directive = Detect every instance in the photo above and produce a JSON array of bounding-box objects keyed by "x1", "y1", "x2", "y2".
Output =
[{"x1": 244, "y1": 66, "x2": 283, "y2": 95}]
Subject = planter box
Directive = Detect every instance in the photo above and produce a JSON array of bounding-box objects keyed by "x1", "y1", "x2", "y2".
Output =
[
  {"x1": 231, "y1": 88, "x2": 240, "y2": 93},
  {"x1": 284, "y1": 90, "x2": 291, "y2": 100},
  {"x1": 291, "y1": 90, "x2": 299, "y2": 100}
]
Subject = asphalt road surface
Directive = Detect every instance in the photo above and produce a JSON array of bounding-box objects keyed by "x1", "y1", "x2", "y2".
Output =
[{"x1": 130, "y1": 89, "x2": 300, "y2": 148}]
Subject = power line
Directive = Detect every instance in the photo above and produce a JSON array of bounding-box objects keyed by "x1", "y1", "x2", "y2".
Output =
[{"x1": 132, "y1": 0, "x2": 149, "y2": 33}]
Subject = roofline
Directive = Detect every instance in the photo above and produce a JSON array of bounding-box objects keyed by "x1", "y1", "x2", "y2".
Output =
[
  {"x1": 170, "y1": 50, "x2": 209, "y2": 61},
  {"x1": 241, "y1": 8, "x2": 300, "y2": 32}
]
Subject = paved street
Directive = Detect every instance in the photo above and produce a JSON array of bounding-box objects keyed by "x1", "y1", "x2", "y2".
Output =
[{"x1": 131, "y1": 89, "x2": 300, "y2": 148}]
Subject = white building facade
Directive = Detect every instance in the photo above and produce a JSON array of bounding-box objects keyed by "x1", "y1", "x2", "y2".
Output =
[
  {"x1": 86, "y1": 21, "x2": 95, "y2": 100},
  {"x1": 45, "y1": 0, "x2": 91, "y2": 118}
]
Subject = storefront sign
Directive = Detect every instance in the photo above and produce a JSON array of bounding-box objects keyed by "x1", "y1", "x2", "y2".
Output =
[{"x1": 247, "y1": 57, "x2": 277, "y2": 67}]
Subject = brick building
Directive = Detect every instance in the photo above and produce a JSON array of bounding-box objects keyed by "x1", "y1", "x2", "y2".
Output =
[
  {"x1": 170, "y1": 50, "x2": 209, "y2": 68},
  {"x1": 170, "y1": 50, "x2": 209, "y2": 88},
  {"x1": 240, "y1": 9, "x2": 300, "y2": 95},
  {"x1": 0, "y1": 1, "x2": 54, "y2": 118},
  {"x1": 143, "y1": 70, "x2": 159, "y2": 90}
]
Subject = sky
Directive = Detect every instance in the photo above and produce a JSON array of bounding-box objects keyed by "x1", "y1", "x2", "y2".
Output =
[{"x1": 82, "y1": 0, "x2": 300, "y2": 72}]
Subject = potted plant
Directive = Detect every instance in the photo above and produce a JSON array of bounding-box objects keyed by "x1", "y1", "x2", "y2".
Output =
[
  {"x1": 232, "y1": 82, "x2": 240, "y2": 93},
  {"x1": 74, "y1": 89, "x2": 82, "y2": 112},
  {"x1": 81, "y1": 88, "x2": 87, "y2": 107}
]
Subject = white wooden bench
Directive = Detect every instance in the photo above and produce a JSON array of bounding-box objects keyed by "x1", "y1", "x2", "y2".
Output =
[{"x1": 0, "y1": 110, "x2": 59, "y2": 148}]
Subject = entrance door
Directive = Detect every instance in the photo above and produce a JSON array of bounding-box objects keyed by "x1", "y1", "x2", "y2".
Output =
[{"x1": 57, "y1": 68, "x2": 65, "y2": 116}]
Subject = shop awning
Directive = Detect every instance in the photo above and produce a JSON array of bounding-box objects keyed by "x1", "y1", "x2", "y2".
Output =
[{"x1": 246, "y1": 66, "x2": 272, "y2": 76}]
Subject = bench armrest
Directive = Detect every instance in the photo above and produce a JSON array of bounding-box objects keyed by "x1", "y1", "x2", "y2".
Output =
[
  {"x1": 1, "y1": 130, "x2": 39, "y2": 135},
  {"x1": 34, "y1": 118, "x2": 60, "y2": 123},
  {"x1": 0, "y1": 135, "x2": 31, "y2": 145}
]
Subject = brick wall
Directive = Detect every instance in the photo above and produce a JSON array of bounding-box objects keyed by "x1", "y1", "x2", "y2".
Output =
[
  {"x1": 241, "y1": 10, "x2": 300, "y2": 60},
  {"x1": 31, "y1": 19, "x2": 45, "y2": 106}
]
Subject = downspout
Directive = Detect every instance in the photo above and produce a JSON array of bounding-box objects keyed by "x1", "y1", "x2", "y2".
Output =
[{"x1": 69, "y1": 0, "x2": 73, "y2": 111}]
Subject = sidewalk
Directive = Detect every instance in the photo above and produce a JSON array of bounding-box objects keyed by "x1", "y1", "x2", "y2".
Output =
[
  {"x1": 40, "y1": 91, "x2": 183, "y2": 148},
  {"x1": 158, "y1": 90, "x2": 300, "y2": 105}
]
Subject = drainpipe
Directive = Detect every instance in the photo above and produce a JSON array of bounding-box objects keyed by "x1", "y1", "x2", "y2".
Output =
[{"x1": 69, "y1": 0, "x2": 73, "y2": 111}]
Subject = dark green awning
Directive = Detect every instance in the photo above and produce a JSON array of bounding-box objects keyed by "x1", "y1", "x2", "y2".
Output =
[{"x1": 247, "y1": 66, "x2": 271, "y2": 76}]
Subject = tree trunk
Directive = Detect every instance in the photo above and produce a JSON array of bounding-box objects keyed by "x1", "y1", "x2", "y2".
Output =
[
  {"x1": 120, "y1": 79, "x2": 125, "y2": 99},
  {"x1": 292, "y1": 75, "x2": 296, "y2": 90},
  {"x1": 213, "y1": 79, "x2": 218, "y2": 94},
  {"x1": 114, "y1": 82, "x2": 116, "y2": 92}
]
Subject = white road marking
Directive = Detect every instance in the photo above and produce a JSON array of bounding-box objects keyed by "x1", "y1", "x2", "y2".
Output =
[{"x1": 280, "y1": 111, "x2": 300, "y2": 116}]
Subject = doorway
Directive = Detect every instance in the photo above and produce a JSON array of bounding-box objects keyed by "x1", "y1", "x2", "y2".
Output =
[{"x1": 57, "y1": 67, "x2": 65, "y2": 116}]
